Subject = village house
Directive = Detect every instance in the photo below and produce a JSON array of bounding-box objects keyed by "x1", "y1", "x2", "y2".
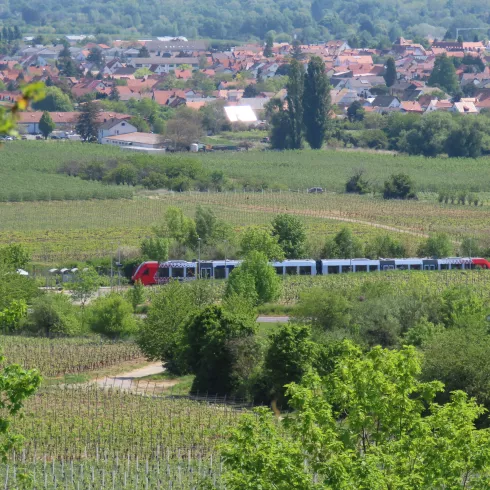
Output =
[
  {"x1": 128, "y1": 57, "x2": 199, "y2": 73},
  {"x1": 97, "y1": 119, "x2": 138, "y2": 143}
]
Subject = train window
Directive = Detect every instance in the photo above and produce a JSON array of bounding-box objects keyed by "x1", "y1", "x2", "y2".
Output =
[
  {"x1": 275, "y1": 267, "x2": 284, "y2": 275},
  {"x1": 186, "y1": 267, "x2": 195, "y2": 278},
  {"x1": 410, "y1": 264, "x2": 421, "y2": 270},
  {"x1": 158, "y1": 268, "x2": 170, "y2": 278},
  {"x1": 369, "y1": 265, "x2": 379, "y2": 272},
  {"x1": 342, "y1": 265, "x2": 352, "y2": 273},
  {"x1": 328, "y1": 266, "x2": 339, "y2": 274},
  {"x1": 201, "y1": 268, "x2": 212, "y2": 279},
  {"x1": 171, "y1": 267, "x2": 184, "y2": 278},
  {"x1": 299, "y1": 266, "x2": 312, "y2": 275},
  {"x1": 215, "y1": 268, "x2": 226, "y2": 279},
  {"x1": 143, "y1": 268, "x2": 150, "y2": 275},
  {"x1": 396, "y1": 265, "x2": 407, "y2": 270},
  {"x1": 439, "y1": 264, "x2": 449, "y2": 270},
  {"x1": 383, "y1": 265, "x2": 394, "y2": 270},
  {"x1": 451, "y1": 264, "x2": 462, "y2": 270},
  {"x1": 286, "y1": 266, "x2": 297, "y2": 275},
  {"x1": 355, "y1": 265, "x2": 367, "y2": 272}
]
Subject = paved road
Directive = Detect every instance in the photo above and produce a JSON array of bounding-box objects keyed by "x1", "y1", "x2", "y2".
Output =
[{"x1": 256, "y1": 316, "x2": 289, "y2": 323}]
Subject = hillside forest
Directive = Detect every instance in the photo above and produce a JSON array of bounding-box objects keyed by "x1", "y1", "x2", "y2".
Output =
[{"x1": 1, "y1": 0, "x2": 490, "y2": 44}]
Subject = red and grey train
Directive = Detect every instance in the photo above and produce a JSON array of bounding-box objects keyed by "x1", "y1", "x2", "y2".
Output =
[{"x1": 131, "y1": 257, "x2": 490, "y2": 286}]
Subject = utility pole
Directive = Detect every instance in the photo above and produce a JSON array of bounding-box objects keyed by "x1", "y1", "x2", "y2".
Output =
[
  {"x1": 224, "y1": 239, "x2": 228, "y2": 277},
  {"x1": 198, "y1": 237, "x2": 201, "y2": 279}
]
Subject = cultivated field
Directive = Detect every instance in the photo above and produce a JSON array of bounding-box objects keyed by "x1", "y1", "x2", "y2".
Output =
[
  {"x1": 3, "y1": 141, "x2": 490, "y2": 200},
  {"x1": 1, "y1": 191, "x2": 489, "y2": 262}
]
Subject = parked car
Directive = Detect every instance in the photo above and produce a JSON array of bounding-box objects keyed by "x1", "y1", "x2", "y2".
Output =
[{"x1": 308, "y1": 187, "x2": 324, "y2": 194}]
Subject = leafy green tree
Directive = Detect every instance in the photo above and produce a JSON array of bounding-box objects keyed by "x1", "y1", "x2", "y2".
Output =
[
  {"x1": 32, "y1": 86, "x2": 73, "y2": 112},
  {"x1": 163, "y1": 206, "x2": 198, "y2": 250},
  {"x1": 195, "y1": 205, "x2": 217, "y2": 245},
  {"x1": 271, "y1": 214, "x2": 306, "y2": 259},
  {"x1": 263, "y1": 33, "x2": 274, "y2": 57},
  {"x1": 365, "y1": 234, "x2": 407, "y2": 259},
  {"x1": 303, "y1": 56, "x2": 331, "y2": 149},
  {"x1": 127, "y1": 280, "x2": 145, "y2": 311},
  {"x1": 76, "y1": 101, "x2": 101, "y2": 142},
  {"x1": 140, "y1": 236, "x2": 169, "y2": 261},
  {"x1": 446, "y1": 118, "x2": 483, "y2": 158},
  {"x1": 87, "y1": 47, "x2": 104, "y2": 67},
  {"x1": 267, "y1": 98, "x2": 290, "y2": 150},
  {"x1": 0, "y1": 244, "x2": 30, "y2": 270},
  {"x1": 239, "y1": 226, "x2": 285, "y2": 261},
  {"x1": 417, "y1": 233, "x2": 452, "y2": 258},
  {"x1": 183, "y1": 304, "x2": 256, "y2": 394},
  {"x1": 423, "y1": 324, "x2": 490, "y2": 418},
  {"x1": 129, "y1": 115, "x2": 150, "y2": 132},
  {"x1": 71, "y1": 267, "x2": 100, "y2": 307},
  {"x1": 345, "y1": 168, "x2": 370, "y2": 194},
  {"x1": 138, "y1": 45, "x2": 150, "y2": 57},
  {"x1": 108, "y1": 85, "x2": 120, "y2": 101},
  {"x1": 265, "y1": 324, "x2": 316, "y2": 405},
  {"x1": 243, "y1": 84, "x2": 259, "y2": 98},
  {"x1": 383, "y1": 173, "x2": 417, "y2": 199},
  {"x1": 227, "y1": 251, "x2": 281, "y2": 305},
  {"x1": 398, "y1": 111, "x2": 455, "y2": 157},
  {"x1": 134, "y1": 67, "x2": 154, "y2": 79},
  {"x1": 294, "y1": 288, "x2": 352, "y2": 333},
  {"x1": 383, "y1": 56, "x2": 397, "y2": 87},
  {"x1": 347, "y1": 100, "x2": 365, "y2": 122},
  {"x1": 28, "y1": 294, "x2": 83, "y2": 336},
  {"x1": 0, "y1": 355, "x2": 41, "y2": 462},
  {"x1": 39, "y1": 111, "x2": 55, "y2": 139},
  {"x1": 286, "y1": 59, "x2": 304, "y2": 149},
  {"x1": 221, "y1": 342, "x2": 490, "y2": 489},
  {"x1": 138, "y1": 281, "x2": 198, "y2": 373},
  {"x1": 88, "y1": 293, "x2": 138, "y2": 338},
  {"x1": 428, "y1": 53, "x2": 459, "y2": 94},
  {"x1": 322, "y1": 227, "x2": 364, "y2": 259}
]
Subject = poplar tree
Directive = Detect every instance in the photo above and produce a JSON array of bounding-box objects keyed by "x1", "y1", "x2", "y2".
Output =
[
  {"x1": 286, "y1": 59, "x2": 304, "y2": 150},
  {"x1": 303, "y1": 56, "x2": 331, "y2": 149},
  {"x1": 383, "y1": 57, "x2": 397, "y2": 87}
]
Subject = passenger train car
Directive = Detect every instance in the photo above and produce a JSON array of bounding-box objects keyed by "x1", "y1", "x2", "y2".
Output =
[{"x1": 131, "y1": 257, "x2": 490, "y2": 286}]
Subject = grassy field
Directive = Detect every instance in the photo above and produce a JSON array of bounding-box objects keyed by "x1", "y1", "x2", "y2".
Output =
[
  {"x1": 3, "y1": 141, "x2": 490, "y2": 196},
  {"x1": 0, "y1": 141, "x2": 132, "y2": 201},
  {"x1": 1, "y1": 191, "x2": 489, "y2": 262}
]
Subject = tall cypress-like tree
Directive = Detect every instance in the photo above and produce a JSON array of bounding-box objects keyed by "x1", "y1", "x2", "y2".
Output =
[
  {"x1": 263, "y1": 34, "x2": 274, "y2": 58},
  {"x1": 76, "y1": 101, "x2": 101, "y2": 142},
  {"x1": 383, "y1": 57, "x2": 397, "y2": 87},
  {"x1": 286, "y1": 59, "x2": 304, "y2": 150},
  {"x1": 303, "y1": 56, "x2": 331, "y2": 150}
]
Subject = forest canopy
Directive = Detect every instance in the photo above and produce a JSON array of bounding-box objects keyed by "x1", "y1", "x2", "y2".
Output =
[{"x1": 1, "y1": 0, "x2": 490, "y2": 43}]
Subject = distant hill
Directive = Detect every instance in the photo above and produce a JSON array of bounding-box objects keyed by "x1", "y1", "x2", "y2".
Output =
[{"x1": 1, "y1": 0, "x2": 490, "y2": 44}]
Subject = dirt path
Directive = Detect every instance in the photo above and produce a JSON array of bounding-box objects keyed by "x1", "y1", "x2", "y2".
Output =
[
  {"x1": 235, "y1": 204, "x2": 431, "y2": 239},
  {"x1": 96, "y1": 361, "x2": 166, "y2": 391}
]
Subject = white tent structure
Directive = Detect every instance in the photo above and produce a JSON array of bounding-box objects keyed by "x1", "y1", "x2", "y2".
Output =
[{"x1": 224, "y1": 105, "x2": 258, "y2": 123}]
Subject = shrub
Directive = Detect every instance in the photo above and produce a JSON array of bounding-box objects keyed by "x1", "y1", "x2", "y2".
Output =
[
  {"x1": 28, "y1": 294, "x2": 83, "y2": 336},
  {"x1": 383, "y1": 173, "x2": 417, "y2": 200},
  {"x1": 345, "y1": 169, "x2": 370, "y2": 194},
  {"x1": 88, "y1": 293, "x2": 138, "y2": 338}
]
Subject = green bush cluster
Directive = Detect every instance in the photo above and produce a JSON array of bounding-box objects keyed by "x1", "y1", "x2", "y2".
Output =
[{"x1": 60, "y1": 155, "x2": 227, "y2": 192}]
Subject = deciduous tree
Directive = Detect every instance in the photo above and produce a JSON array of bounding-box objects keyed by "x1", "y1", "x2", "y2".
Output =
[{"x1": 39, "y1": 111, "x2": 55, "y2": 139}]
